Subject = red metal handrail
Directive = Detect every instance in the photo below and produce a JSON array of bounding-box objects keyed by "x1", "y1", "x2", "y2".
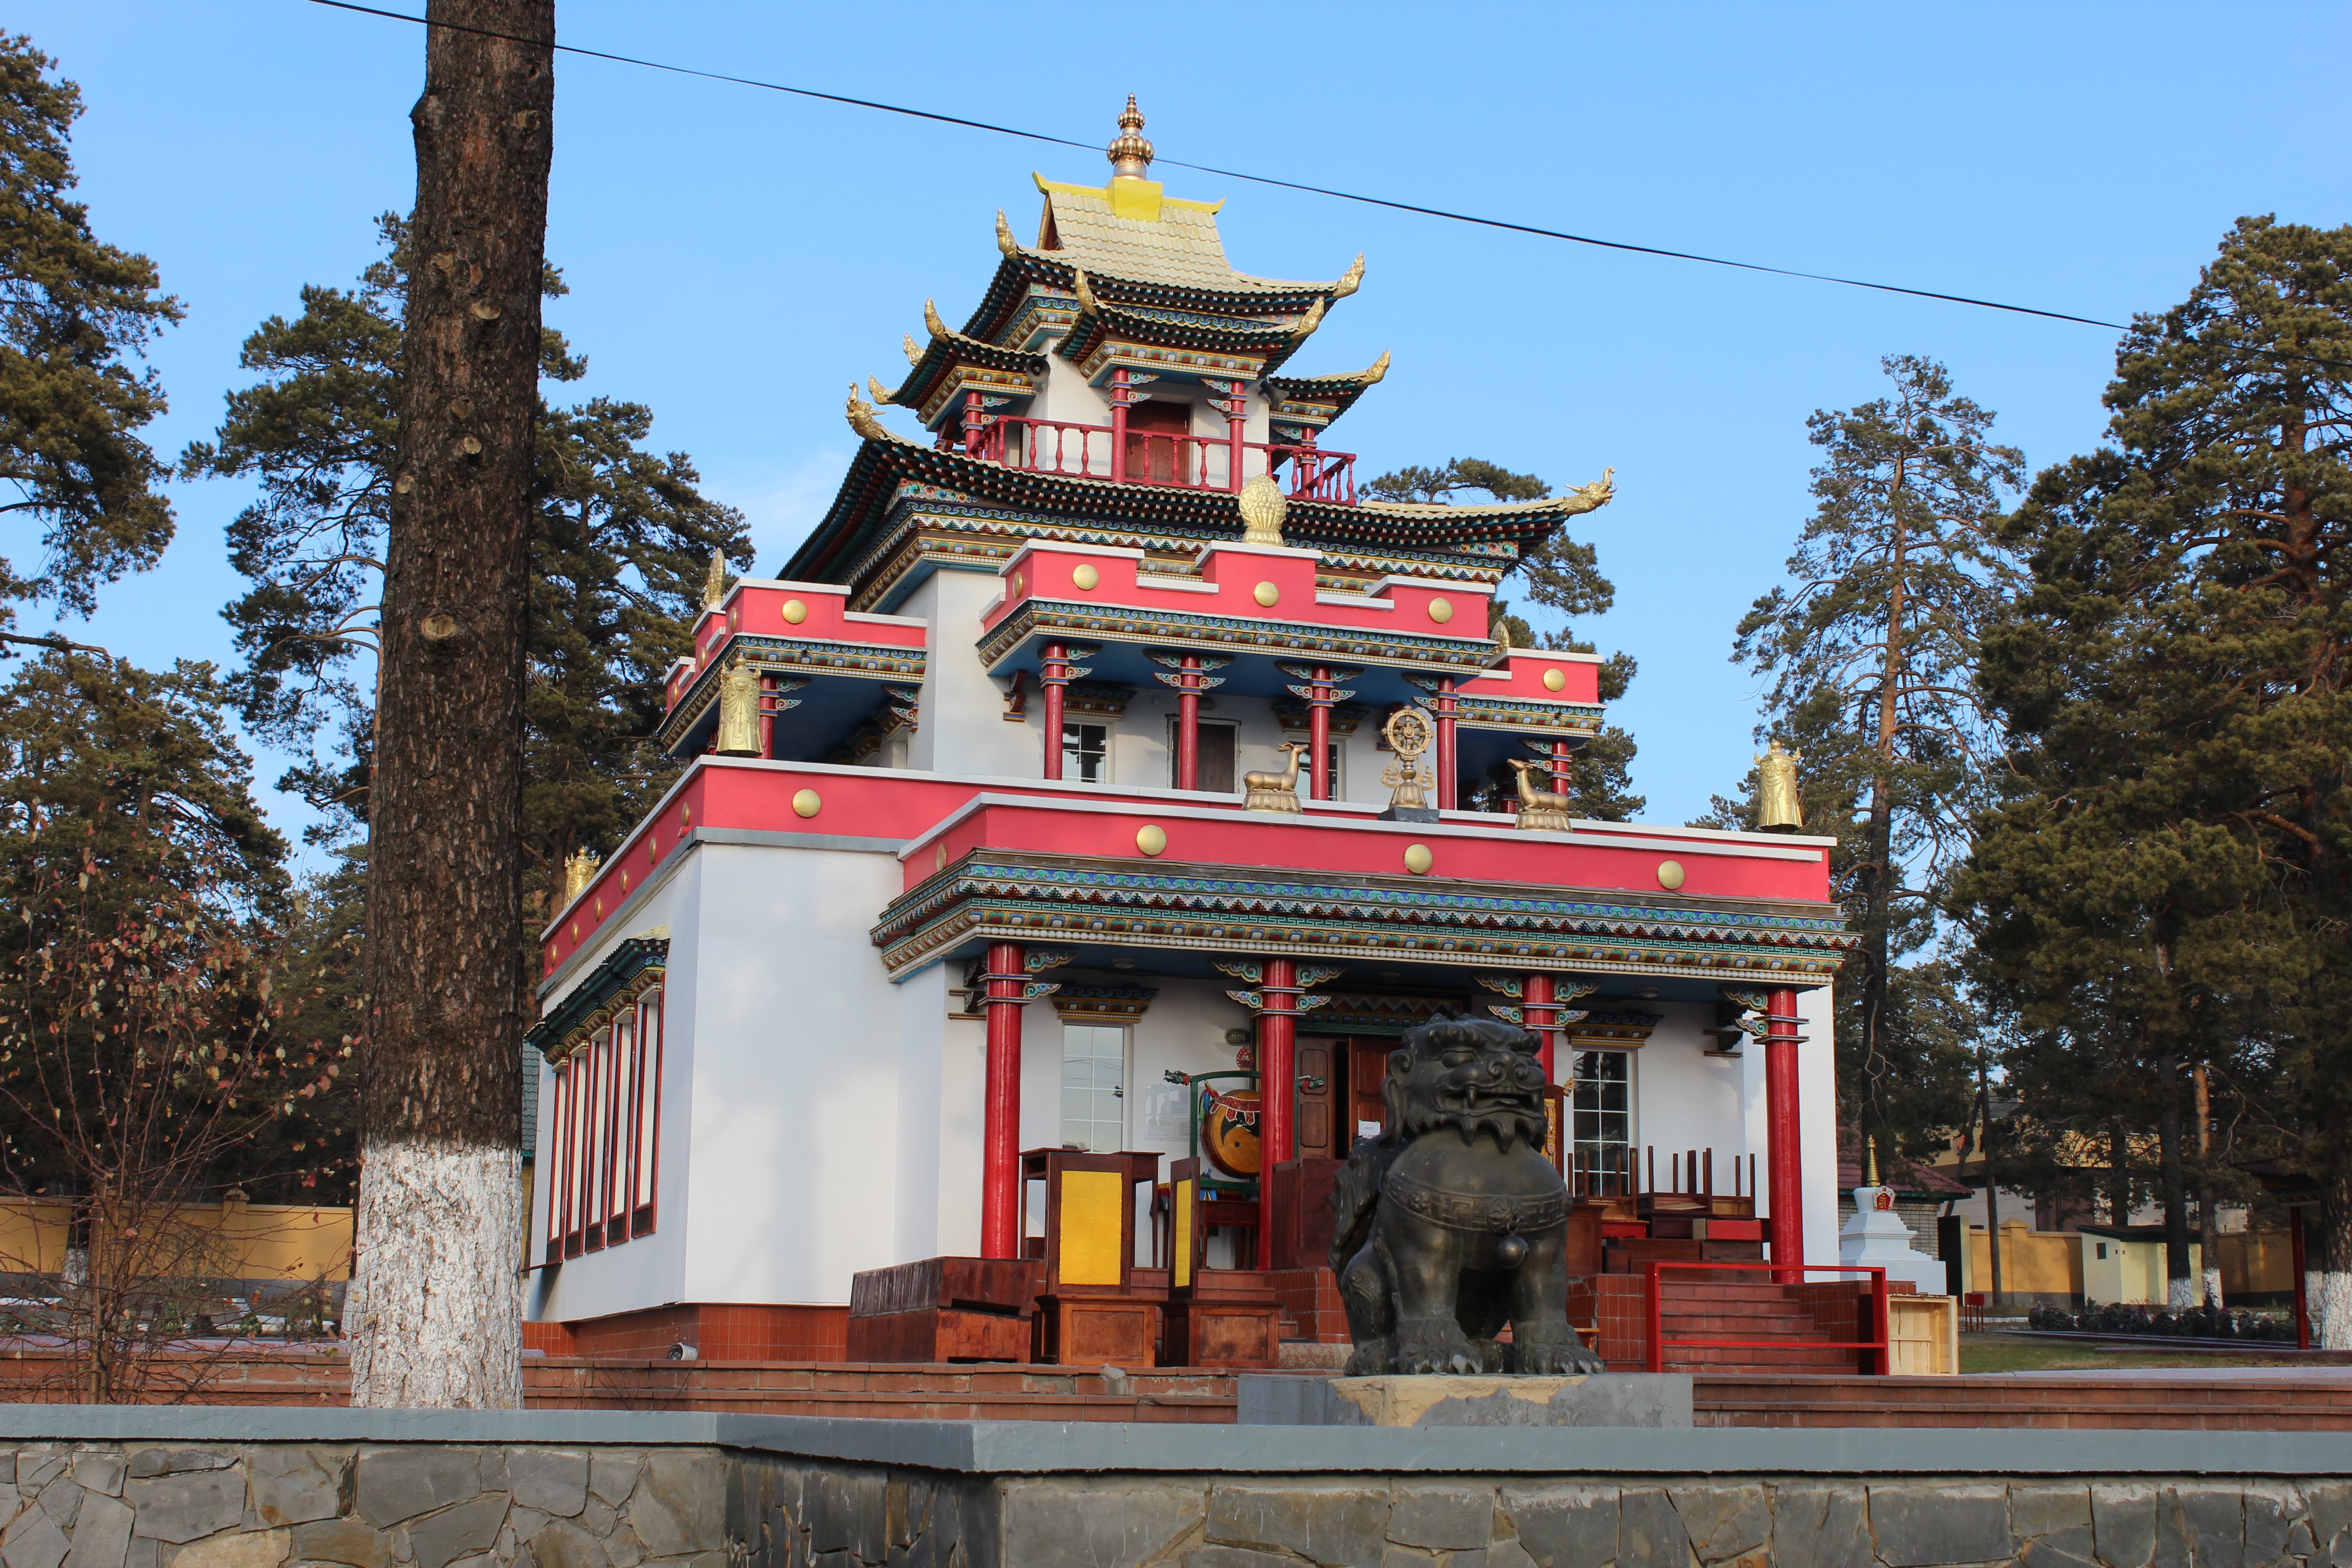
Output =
[{"x1": 1643, "y1": 1260, "x2": 1892, "y2": 1375}]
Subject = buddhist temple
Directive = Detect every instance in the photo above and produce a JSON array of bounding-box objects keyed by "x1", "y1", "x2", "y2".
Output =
[{"x1": 523, "y1": 101, "x2": 1851, "y2": 1363}]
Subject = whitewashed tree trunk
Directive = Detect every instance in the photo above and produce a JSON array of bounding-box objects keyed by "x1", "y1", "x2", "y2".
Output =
[
  {"x1": 2309, "y1": 1271, "x2": 2325, "y2": 1340},
  {"x1": 2322, "y1": 1271, "x2": 2352, "y2": 1351},
  {"x1": 347, "y1": 1142, "x2": 521, "y2": 1407},
  {"x1": 2200, "y1": 1265, "x2": 2224, "y2": 1310},
  {"x1": 2165, "y1": 1275, "x2": 2196, "y2": 1311}
]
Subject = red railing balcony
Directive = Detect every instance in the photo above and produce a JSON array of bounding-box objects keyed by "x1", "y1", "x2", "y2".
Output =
[{"x1": 958, "y1": 414, "x2": 1357, "y2": 505}]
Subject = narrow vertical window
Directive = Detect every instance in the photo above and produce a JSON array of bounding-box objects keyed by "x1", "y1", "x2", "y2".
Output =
[
  {"x1": 546, "y1": 1061, "x2": 570, "y2": 1256},
  {"x1": 607, "y1": 1012, "x2": 635, "y2": 1246},
  {"x1": 633, "y1": 989, "x2": 662, "y2": 1230},
  {"x1": 583, "y1": 1024, "x2": 610, "y2": 1245},
  {"x1": 566, "y1": 1052, "x2": 589, "y2": 1256},
  {"x1": 1059, "y1": 1022, "x2": 1127, "y2": 1152},
  {"x1": 1062, "y1": 722, "x2": 1109, "y2": 784}
]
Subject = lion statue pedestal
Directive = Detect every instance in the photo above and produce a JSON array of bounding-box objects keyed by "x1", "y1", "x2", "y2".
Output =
[{"x1": 1327, "y1": 1017, "x2": 1607, "y2": 1378}]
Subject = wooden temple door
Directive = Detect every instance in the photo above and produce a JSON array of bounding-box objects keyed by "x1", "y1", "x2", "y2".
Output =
[
  {"x1": 1294, "y1": 1038, "x2": 1338, "y2": 1161},
  {"x1": 1126, "y1": 400, "x2": 1192, "y2": 484}
]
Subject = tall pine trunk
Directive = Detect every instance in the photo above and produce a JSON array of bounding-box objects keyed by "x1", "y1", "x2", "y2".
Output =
[
  {"x1": 347, "y1": 0, "x2": 553, "y2": 1408},
  {"x1": 2155, "y1": 1055, "x2": 2195, "y2": 1311},
  {"x1": 2192, "y1": 1063, "x2": 2221, "y2": 1308},
  {"x1": 2324, "y1": 1167, "x2": 2352, "y2": 1352}
]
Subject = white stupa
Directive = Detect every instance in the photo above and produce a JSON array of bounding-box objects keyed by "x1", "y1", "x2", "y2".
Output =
[{"x1": 1839, "y1": 1140, "x2": 1943, "y2": 1294}]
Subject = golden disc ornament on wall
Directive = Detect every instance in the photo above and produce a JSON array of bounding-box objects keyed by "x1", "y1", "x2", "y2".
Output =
[
  {"x1": 1254, "y1": 581, "x2": 1280, "y2": 608},
  {"x1": 1657, "y1": 859, "x2": 1686, "y2": 890},
  {"x1": 1072, "y1": 564, "x2": 1100, "y2": 591},
  {"x1": 1200, "y1": 1085, "x2": 1263, "y2": 1178}
]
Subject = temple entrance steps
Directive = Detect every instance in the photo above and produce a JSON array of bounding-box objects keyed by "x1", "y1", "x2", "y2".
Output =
[{"x1": 1576, "y1": 1271, "x2": 1894, "y2": 1375}]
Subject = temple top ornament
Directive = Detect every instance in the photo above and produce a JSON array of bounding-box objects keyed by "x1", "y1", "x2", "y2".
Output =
[
  {"x1": 1755, "y1": 737, "x2": 1805, "y2": 832},
  {"x1": 1107, "y1": 94, "x2": 1153, "y2": 181}
]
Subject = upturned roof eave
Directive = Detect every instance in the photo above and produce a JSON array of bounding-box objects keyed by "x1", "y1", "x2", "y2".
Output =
[
  {"x1": 782, "y1": 435, "x2": 1588, "y2": 591},
  {"x1": 960, "y1": 253, "x2": 1343, "y2": 345}
]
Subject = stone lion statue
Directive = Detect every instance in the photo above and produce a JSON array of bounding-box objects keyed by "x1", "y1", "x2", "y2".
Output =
[{"x1": 1328, "y1": 1016, "x2": 1605, "y2": 1376}]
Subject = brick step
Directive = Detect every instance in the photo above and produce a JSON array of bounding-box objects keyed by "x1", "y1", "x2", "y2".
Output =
[
  {"x1": 1661, "y1": 1346, "x2": 1863, "y2": 1370},
  {"x1": 1659, "y1": 1318, "x2": 1844, "y2": 1338},
  {"x1": 528, "y1": 1386, "x2": 1239, "y2": 1420},
  {"x1": 1656, "y1": 1284, "x2": 1824, "y2": 1303},
  {"x1": 1694, "y1": 1400, "x2": 2352, "y2": 1432},
  {"x1": 1696, "y1": 1377, "x2": 2352, "y2": 1410}
]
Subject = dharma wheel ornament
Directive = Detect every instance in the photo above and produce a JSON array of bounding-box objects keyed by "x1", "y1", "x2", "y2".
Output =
[
  {"x1": 1379, "y1": 706, "x2": 1438, "y2": 822},
  {"x1": 1755, "y1": 737, "x2": 1805, "y2": 832},
  {"x1": 1238, "y1": 473, "x2": 1289, "y2": 547}
]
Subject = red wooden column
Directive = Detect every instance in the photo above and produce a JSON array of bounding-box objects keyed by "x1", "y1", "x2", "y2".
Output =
[
  {"x1": 1176, "y1": 658, "x2": 1201, "y2": 789},
  {"x1": 1434, "y1": 678, "x2": 1460, "y2": 810},
  {"x1": 980, "y1": 940, "x2": 1029, "y2": 1260},
  {"x1": 758, "y1": 674, "x2": 776, "y2": 761},
  {"x1": 1255, "y1": 956, "x2": 1300, "y2": 1270},
  {"x1": 1550, "y1": 739, "x2": 1573, "y2": 796},
  {"x1": 1523, "y1": 972, "x2": 1558, "y2": 1083},
  {"x1": 1764, "y1": 985, "x2": 1807, "y2": 1283},
  {"x1": 1307, "y1": 668, "x2": 1333, "y2": 802},
  {"x1": 961, "y1": 388, "x2": 986, "y2": 456},
  {"x1": 1040, "y1": 643, "x2": 1069, "y2": 781},
  {"x1": 1108, "y1": 367, "x2": 1132, "y2": 484}
]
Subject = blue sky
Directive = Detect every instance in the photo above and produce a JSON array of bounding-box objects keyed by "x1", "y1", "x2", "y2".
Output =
[{"x1": 19, "y1": 1, "x2": 2352, "y2": 866}]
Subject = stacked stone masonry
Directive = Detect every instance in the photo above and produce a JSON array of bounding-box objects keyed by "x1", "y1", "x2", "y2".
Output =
[{"x1": 0, "y1": 1441, "x2": 2346, "y2": 1568}]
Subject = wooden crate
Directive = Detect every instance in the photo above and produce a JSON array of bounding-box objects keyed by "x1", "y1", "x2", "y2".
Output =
[
  {"x1": 1886, "y1": 1294, "x2": 1958, "y2": 1376},
  {"x1": 1038, "y1": 1296, "x2": 1162, "y2": 1367},
  {"x1": 846, "y1": 1256, "x2": 1038, "y2": 1365}
]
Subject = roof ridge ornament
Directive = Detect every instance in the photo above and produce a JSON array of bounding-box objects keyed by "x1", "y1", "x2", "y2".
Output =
[
  {"x1": 902, "y1": 333, "x2": 923, "y2": 367},
  {"x1": 1290, "y1": 296, "x2": 1328, "y2": 342},
  {"x1": 1334, "y1": 253, "x2": 1366, "y2": 298},
  {"x1": 1357, "y1": 349, "x2": 1391, "y2": 384},
  {"x1": 1071, "y1": 265, "x2": 1101, "y2": 317},
  {"x1": 1107, "y1": 94, "x2": 1153, "y2": 180},
  {"x1": 867, "y1": 374, "x2": 897, "y2": 405},
  {"x1": 845, "y1": 382, "x2": 894, "y2": 443},
  {"x1": 923, "y1": 298, "x2": 951, "y2": 339},
  {"x1": 995, "y1": 209, "x2": 1022, "y2": 258}
]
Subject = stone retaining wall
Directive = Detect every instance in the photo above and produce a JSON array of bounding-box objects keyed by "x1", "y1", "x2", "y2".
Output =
[{"x1": 0, "y1": 1415, "x2": 2345, "y2": 1568}]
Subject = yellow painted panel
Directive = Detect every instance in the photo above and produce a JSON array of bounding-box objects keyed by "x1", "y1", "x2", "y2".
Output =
[
  {"x1": 1173, "y1": 1181, "x2": 1194, "y2": 1290},
  {"x1": 1058, "y1": 1170, "x2": 1125, "y2": 1287}
]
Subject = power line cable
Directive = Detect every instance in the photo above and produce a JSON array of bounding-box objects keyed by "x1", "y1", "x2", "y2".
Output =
[{"x1": 304, "y1": 0, "x2": 2140, "y2": 330}]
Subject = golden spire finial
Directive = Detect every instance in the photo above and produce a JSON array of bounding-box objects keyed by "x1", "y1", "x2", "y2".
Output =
[
  {"x1": 701, "y1": 548, "x2": 726, "y2": 611},
  {"x1": 1865, "y1": 1134, "x2": 1881, "y2": 1187},
  {"x1": 1107, "y1": 94, "x2": 1153, "y2": 180}
]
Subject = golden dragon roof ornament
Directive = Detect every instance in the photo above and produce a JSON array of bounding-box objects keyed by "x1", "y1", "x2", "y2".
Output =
[
  {"x1": 1289, "y1": 296, "x2": 1327, "y2": 342},
  {"x1": 1333, "y1": 253, "x2": 1365, "y2": 298},
  {"x1": 845, "y1": 383, "x2": 894, "y2": 443},
  {"x1": 995, "y1": 209, "x2": 1022, "y2": 258},
  {"x1": 1071, "y1": 265, "x2": 1102, "y2": 317},
  {"x1": 902, "y1": 333, "x2": 923, "y2": 367},
  {"x1": 867, "y1": 375, "x2": 897, "y2": 405}
]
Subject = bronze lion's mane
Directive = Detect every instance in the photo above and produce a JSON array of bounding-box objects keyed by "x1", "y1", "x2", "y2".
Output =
[{"x1": 1385, "y1": 1017, "x2": 1548, "y2": 1152}]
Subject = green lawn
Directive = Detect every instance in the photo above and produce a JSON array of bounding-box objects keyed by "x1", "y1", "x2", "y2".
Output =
[{"x1": 1960, "y1": 1334, "x2": 2311, "y2": 1374}]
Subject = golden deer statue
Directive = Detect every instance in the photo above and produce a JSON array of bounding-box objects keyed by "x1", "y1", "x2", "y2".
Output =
[
  {"x1": 1243, "y1": 741, "x2": 1310, "y2": 813},
  {"x1": 1505, "y1": 757, "x2": 1573, "y2": 833}
]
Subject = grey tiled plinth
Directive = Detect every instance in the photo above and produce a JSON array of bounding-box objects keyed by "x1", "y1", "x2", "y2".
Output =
[{"x1": 1236, "y1": 1372, "x2": 1694, "y2": 1428}]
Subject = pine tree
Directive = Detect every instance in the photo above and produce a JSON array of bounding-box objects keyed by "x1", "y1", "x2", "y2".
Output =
[
  {"x1": 1966, "y1": 217, "x2": 2352, "y2": 1333},
  {"x1": 182, "y1": 216, "x2": 750, "y2": 923},
  {"x1": 1363, "y1": 458, "x2": 1642, "y2": 818},
  {"x1": 0, "y1": 35, "x2": 181, "y2": 627},
  {"x1": 1732, "y1": 356, "x2": 2024, "y2": 1156}
]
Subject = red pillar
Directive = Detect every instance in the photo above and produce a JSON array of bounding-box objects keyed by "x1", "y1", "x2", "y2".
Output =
[
  {"x1": 1764, "y1": 985, "x2": 1806, "y2": 1283},
  {"x1": 1175, "y1": 656, "x2": 1201, "y2": 790},
  {"x1": 1307, "y1": 667, "x2": 1333, "y2": 802},
  {"x1": 1040, "y1": 642, "x2": 1068, "y2": 781},
  {"x1": 1256, "y1": 956, "x2": 1299, "y2": 1270},
  {"x1": 1226, "y1": 393, "x2": 1245, "y2": 492},
  {"x1": 1524, "y1": 972, "x2": 1558, "y2": 1083},
  {"x1": 961, "y1": 388, "x2": 985, "y2": 457},
  {"x1": 1108, "y1": 367, "x2": 1131, "y2": 485},
  {"x1": 758, "y1": 674, "x2": 775, "y2": 760},
  {"x1": 1550, "y1": 739, "x2": 1573, "y2": 796},
  {"x1": 2293, "y1": 1205, "x2": 2311, "y2": 1351},
  {"x1": 980, "y1": 940, "x2": 1027, "y2": 1260},
  {"x1": 1434, "y1": 677, "x2": 1459, "y2": 810}
]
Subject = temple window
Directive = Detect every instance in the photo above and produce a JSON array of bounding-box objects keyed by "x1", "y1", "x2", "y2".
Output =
[
  {"x1": 1062, "y1": 721, "x2": 1110, "y2": 784},
  {"x1": 1170, "y1": 720, "x2": 1237, "y2": 793},
  {"x1": 1568, "y1": 1048, "x2": 1632, "y2": 1196},
  {"x1": 1059, "y1": 1022, "x2": 1127, "y2": 1152},
  {"x1": 546, "y1": 985, "x2": 663, "y2": 1263}
]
